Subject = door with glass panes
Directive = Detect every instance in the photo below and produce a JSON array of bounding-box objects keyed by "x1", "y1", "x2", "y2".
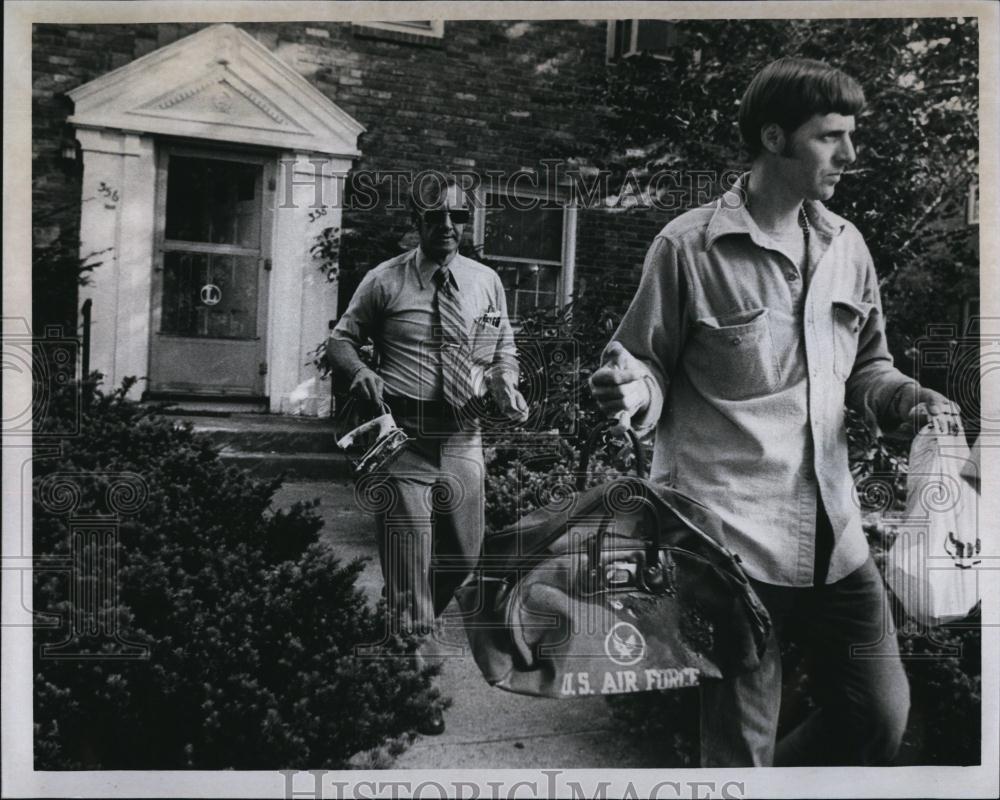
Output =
[{"x1": 149, "y1": 147, "x2": 273, "y2": 396}]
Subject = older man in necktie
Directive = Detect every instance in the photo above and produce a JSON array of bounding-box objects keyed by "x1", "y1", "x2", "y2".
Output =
[{"x1": 327, "y1": 171, "x2": 528, "y2": 735}]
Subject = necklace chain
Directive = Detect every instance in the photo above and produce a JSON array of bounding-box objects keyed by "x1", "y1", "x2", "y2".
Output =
[
  {"x1": 745, "y1": 199, "x2": 810, "y2": 271},
  {"x1": 746, "y1": 198, "x2": 811, "y2": 239}
]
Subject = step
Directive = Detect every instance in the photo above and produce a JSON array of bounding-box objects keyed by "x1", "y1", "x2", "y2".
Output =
[
  {"x1": 219, "y1": 449, "x2": 353, "y2": 480},
  {"x1": 175, "y1": 413, "x2": 341, "y2": 454},
  {"x1": 154, "y1": 399, "x2": 269, "y2": 414}
]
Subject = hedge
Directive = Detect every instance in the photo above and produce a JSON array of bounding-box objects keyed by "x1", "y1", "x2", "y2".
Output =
[{"x1": 33, "y1": 375, "x2": 443, "y2": 769}]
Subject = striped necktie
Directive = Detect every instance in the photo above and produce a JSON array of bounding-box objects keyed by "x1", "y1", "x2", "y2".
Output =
[{"x1": 433, "y1": 266, "x2": 477, "y2": 409}]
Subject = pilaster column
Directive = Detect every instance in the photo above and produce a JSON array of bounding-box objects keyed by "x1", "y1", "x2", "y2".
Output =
[
  {"x1": 269, "y1": 151, "x2": 348, "y2": 414},
  {"x1": 75, "y1": 129, "x2": 156, "y2": 397}
]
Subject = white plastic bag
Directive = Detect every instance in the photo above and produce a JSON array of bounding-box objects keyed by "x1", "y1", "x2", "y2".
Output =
[{"x1": 885, "y1": 424, "x2": 981, "y2": 627}]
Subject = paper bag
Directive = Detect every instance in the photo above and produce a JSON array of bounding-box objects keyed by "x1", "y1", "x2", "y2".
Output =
[{"x1": 885, "y1": 425, "x2": 981, "y2": 627}]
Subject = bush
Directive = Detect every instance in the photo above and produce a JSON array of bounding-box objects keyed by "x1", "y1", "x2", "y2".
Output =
[
  {"x1": 896, "y1": 619, "x2": 981, "y2": 765},
  {"x1": 485, "y1": 436, "x2": 637, "y2": 532},
  {"x1": 510, "y1": 291, "x2": 626, "y2": 443},
  {"x1": 33, "y1": 375, "x2": 443, "y2": 769}
]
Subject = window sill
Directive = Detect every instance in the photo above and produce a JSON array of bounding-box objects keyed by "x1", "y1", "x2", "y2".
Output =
[{"x1": 352, "y1": 23, "x2": 445, "y2": 48}]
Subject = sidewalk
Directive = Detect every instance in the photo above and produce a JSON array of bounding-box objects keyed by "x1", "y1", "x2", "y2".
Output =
[{"x1": 272, "y1": 480, "x2": 669, "y2": 769}]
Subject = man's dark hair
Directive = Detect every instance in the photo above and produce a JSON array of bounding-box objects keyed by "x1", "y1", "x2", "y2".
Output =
[
  {"x1": 407, "y1": 170, "x2": 473, "y2": 220},
  {"x1": 738, "y1": 57, "x2": 866, "y2": 158}
]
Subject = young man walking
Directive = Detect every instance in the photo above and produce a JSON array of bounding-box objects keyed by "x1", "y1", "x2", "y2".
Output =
[{"x1": 590, "y1": 57, "x2": 961, "y2": 766}]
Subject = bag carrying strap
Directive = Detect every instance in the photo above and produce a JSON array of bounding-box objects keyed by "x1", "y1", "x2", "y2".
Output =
[
  {"x1": 486, "y1": 417, "x2": 649, "y2": 574},
  {"x1": 486, "y1": 480, "x2": 653, "y2": 581},
  {"x1": 586, "y1": 490, "x2": 669, "y2": 593},
  {"x1": 489, "y1": 417, "x2": 770, "y2": 651},
  {"x1": 576, "y1": 415, "x2": 647, "y2": 491}
]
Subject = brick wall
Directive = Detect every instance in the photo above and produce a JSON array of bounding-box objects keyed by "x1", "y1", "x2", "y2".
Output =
[
  {"x1": 576, "y1": 206, "x2": 667, "y2": 310},
  {"x1": 32, "y1": 20, "x2": 680, "y2": 318}
]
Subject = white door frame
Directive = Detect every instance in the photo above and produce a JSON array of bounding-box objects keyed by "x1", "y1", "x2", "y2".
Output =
[{"x1": 66, "y1": 24, "x2": 365, "y2": 413}]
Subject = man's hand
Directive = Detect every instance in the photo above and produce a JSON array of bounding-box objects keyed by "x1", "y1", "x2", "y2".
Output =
[
  {"x1": 349, "y1": 367, "x2": 384, "y2": 405},
  {"x1": 589, "y1": 342, "x2": 652, "y2": 420},
  {"x1": 894, "y1": 385, "x2": 962, "y2": 437},
  {"x1": 489, "y1": 373, "x2": 530, "y2": 423}
]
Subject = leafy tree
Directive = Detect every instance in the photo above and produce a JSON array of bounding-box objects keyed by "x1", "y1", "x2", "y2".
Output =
[{"x1": 572, "y1": 18, "x2": 978, "y2": 363}]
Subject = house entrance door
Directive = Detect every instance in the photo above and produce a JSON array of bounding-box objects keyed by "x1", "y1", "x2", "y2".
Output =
[{"x1": 149, "y1": 148, "x2": 273, "y2": 397}]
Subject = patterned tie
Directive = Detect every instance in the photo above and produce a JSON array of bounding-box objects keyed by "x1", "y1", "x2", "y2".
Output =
[{"x1": 433, "y1": 266, "x2": 477, "y2": 409}]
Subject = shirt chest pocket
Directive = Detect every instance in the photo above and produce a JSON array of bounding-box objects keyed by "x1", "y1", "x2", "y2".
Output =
[
  {"x1": 469, "y1": 313, "x2": 502, "y2": 364},
  {"x1": 831, "y1": 298, "x2": 875, "y2": 381},
  {"x1": 687, "y1": 308, "x2": 781, "y2": 400}
]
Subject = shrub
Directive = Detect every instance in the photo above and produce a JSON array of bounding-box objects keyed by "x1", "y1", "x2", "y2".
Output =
[
  {"x1": 33, "y1": 375, "x2": 442, "y2": 769},
  {"x1": 510, "y1": 291, "x2": 626, "y2": 443},
  {"x1": 896, "y1": 619, "x2": 981, "y2": 765},
  {"x1": 485, "y1": 437, "x2": 634, "y2": 532}
]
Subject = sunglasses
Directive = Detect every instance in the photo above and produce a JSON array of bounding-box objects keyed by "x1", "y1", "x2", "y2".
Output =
[{"x1": 422, "y1": 208, "x2": 471, "y2": 225}]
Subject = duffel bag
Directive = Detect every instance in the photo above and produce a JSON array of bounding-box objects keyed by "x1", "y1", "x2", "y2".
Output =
[{"x1": 455, "y1": 419, "x2": 771, "y2": 698}]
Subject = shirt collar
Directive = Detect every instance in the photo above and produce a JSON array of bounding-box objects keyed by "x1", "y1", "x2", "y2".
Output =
[
  {"x1": 414, "y1": 247, "x2": 463, "y2": 292},
  {"x1": 705, "y1": 173, "x2": 846, "y2": 250}
]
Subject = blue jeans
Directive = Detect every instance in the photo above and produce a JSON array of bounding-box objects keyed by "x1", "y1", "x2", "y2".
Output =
[{"x1": 699, "y1": 557, "x2": 910, "y2": 766}]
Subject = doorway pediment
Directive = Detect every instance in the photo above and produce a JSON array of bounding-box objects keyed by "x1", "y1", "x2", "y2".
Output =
[{"x1": 67, "y1": 23, "x2": 364, "y2": 157}]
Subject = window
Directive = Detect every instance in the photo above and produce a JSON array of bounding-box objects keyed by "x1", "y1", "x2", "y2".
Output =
[
  {"x1": 158, "y1": 152, "x2": 265, "y2": 340},
  {"x1": 607, "y1": 19, "x2": 683, "y2": 61},
  {"x1": 353, "y1": 21, "x2": 444, "y2": 42},
  {"x1": 967, "y1": 181, "x2": 979, "y2": 225},
  {"x1": 474, "y1": 190, "x2": 576, "y2": 319}
]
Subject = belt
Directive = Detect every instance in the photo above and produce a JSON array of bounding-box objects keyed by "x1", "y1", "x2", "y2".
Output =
[
  {"x1": 384, "y1": 394, "x2": 455, "y2": 420},
  {"x1": 384, "y1": 393, "x2": 479, "y2": 435}
]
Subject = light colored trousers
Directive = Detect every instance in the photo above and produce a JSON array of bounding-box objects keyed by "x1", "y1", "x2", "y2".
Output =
[{"x1": 371, "y1": 407, "x2": 484, "y2": 667}]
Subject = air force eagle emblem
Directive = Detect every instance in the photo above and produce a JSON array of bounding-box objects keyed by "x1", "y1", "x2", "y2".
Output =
[{"x1": 604, "y1": 621, "x2": 646, "y2": 666}]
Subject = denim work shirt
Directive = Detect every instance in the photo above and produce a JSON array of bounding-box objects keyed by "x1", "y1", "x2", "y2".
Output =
[
  {"x1": 613, "y1": 184, "x2": 917, "y2": 586},
  {"x1": 332, "y1": 248, "x2": 518, "y2": 401}
]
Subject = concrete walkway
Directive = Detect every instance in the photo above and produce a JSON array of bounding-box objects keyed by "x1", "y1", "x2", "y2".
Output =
[{"x1": 272, "y1": 479, "x2": 671, "y2": 769}]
